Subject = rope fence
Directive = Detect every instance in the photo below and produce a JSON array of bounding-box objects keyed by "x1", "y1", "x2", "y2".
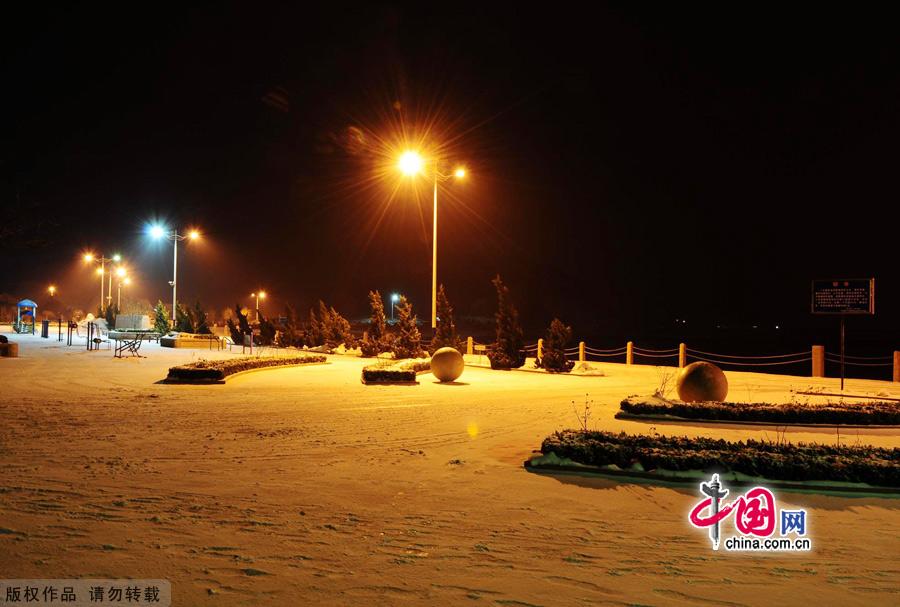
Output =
[{"x1": 459, "y1": 335, "x2": 899, "y2": 382}]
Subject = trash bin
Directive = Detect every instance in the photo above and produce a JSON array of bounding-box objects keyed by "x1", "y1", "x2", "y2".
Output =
[{"x1": 41, "y1": 319, "x2": 50, "y2": 338}]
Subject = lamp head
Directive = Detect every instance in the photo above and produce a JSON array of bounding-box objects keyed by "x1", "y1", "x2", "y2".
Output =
[
  {"x1": 398, "y1": 151, "x2": 424, "y2": 176},
  {"x1": 454, "y1": 167, "x2": 466, "y2": 179},
  {"x1": 149, "y1": 225, "x2": 166, "y2": 240},
  {"x1": 189, "y1": 229, "x2": 200, "y2": 240}
]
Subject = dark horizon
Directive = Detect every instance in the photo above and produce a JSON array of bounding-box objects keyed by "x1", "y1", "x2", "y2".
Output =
[{"x1": 3, "y1": 4, "x2": 898, "y2": 346}]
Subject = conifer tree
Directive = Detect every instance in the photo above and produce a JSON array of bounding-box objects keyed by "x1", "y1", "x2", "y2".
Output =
[
  {"x1": 361, "y1": 290, "x2": 390, "y2": 357},
  {"x1": 393, "y1": 295, "x2": 423, "y2": 359},
  {"x1": 430, "y1": 284, "x2": 460, "y2": 353},
  {"x1": 152, "y1": 300, "x2": 170, "y2": 335},
  {"x1": 488, "y1": 275, "x2": 525, "y2": 369},
  {"x1": 257, "y1": 311, "x2": 277, "y2": 345},
  {"x1": 226, "y1": 303, "x2": 252, "y2": 344},
  {"x1": 536, "y1": 318, "x2": 574, "y2": 373},
  {"x1": 174, "y1": 303, "x2": 194, "y2": 333},
  {"x1": 193, "y1": 301, "x2": 211, "y2": 334}
]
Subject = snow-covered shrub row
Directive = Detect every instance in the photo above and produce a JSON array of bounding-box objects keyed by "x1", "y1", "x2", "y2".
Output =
[
  {"x1": 618, "y1": 398, "x2": 900, "y2": 426},
  {"x1": 361, "y1": 358, "x2": 431, "y2": 384},
  {"x1": 166, "y1": 355, "x2": 326, "y2": 381},
  {"x1": 540, "y1": 430, "x2": 900, "y2": 487}
]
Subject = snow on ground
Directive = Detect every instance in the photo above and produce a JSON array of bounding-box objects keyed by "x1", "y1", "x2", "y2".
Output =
[{"x1": 1, "y1": 333, "x2": 898, "y2": 606}]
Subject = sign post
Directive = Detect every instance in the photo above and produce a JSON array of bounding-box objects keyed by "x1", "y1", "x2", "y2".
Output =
[{"x1": 811, "y1": 278, "x2": 875, "y2": 391}]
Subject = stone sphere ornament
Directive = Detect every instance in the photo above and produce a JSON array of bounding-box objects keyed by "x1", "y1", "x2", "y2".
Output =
[
  {"x1": 431, "y1": 347, "x2": 465, "y2": 382},
  {"x1": 677, "y1": 361, "x2": 728, "y2": 402}
]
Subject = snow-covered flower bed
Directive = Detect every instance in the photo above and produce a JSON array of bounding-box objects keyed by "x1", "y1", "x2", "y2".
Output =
[
  {"x1": 361, "y1": 357, "x2": 431, "y2": 384},
  {"x1": 537, "y1": 430, "x2": 900, "y2": 487},
  {"x1": 618, "y1": 395, "x2": 900, "y2": 426},
  {"x1": 166, "y1": 355, "x2": 327, "y2": 382}
]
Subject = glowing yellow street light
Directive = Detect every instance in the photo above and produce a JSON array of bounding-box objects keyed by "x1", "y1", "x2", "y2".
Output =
[
  {"x1": 251, "y1": 291, "x2": 267, "y2": 322},
  {"x1": 48, "y1": 285, "x2": 57, "y2": 297},
  {"x1": 398, "y1": 151, "x2": 424, "y2": 176},
  {"x1": 83, "y1": 252, "x2": 124, "y2": 312},
  {"x1": 397, "y1": 151, "x2": 468, "y2": 330}
]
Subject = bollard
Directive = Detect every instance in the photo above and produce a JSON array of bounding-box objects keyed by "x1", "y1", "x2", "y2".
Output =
[
  {"x1": 811, "y1": 345, "x2": 825, "y2": 378},
  {"x1": 467, "y1": 336, "x2": 474, "y2": 356},
  {"x1": 579, "y1": 341, "x2": 585, "y2": 362},
  {"x1": 537, "y1": 338, "x2": 543, "y2": 360},
  {"x1": 626, "y1": 341, "x2": 633, "y2": 365},
  {"x1": 894, "y1": 351, "x2": 899, "y2": 383},
  {"x1": 678, "y1": 343, "x2": 686, "y2": 368}
]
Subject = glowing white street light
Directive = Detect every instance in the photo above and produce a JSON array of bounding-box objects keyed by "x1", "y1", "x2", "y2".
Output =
[
  {"x1": 148, "y1": 224, "x2": 201, "y2": 327},
  {"x1": 391, "y1": 292, "x2": 400, "y2": 322},
  {"x1": 397, "y1": 151, "x2": 467, "y2": 330}
]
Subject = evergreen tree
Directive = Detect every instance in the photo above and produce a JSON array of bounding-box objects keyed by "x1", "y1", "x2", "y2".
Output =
[
  {"x1": 174, "y1": 303, "x2": 195, "y2": 333},
  {"x1": 488, "y1": 275, "x2": 526, "y2": 369},
  {"x1": 152, "y1": 300, "x2": 170, "y2": 335},
  {"x1": 306, "y1": 305, "x2": 324, "y2": 347},
  {"x1": 361, "y1": 290, "x2": 390, "y2": 356},
  {"x1": 226, "y1": 303, "x2": 251, "y2": 344},
  {"x1": 536, "y1": 318, "x2": 574, "y2": 373},
  {"x1": 104, "y1": 303, "x2": 118, "y2": 329},
  {"x1": 278, "y1": 303, "x2": 304, "y2": 347},
  {"x1": 193, "y1": 301, "x2": 211, "y2": 334},
  {"x1": 326, "y1": 306, "x2": 354, "y2": 348},
  {"x1": 257, "y1": 311, "x2": 277, "y2": 346},
  {"x1": 429, "y1": 284, "x2": 460, "y2": 353},
  {"x1": 393, "y1": 295, "x2": 423, "y2": 359}
]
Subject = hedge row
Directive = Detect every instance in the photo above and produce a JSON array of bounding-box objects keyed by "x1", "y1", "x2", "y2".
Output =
[
  {"x1": 167, "y1": 355, "x2": 326, "y2": 381},
  {"x1": 540, "y1": 430, "x2": 900, "y2": 487},
  {"x1": 361, "y1": 358, "x2": 431, "y2": 384},
  {"x1": 619, "y1": 398, "x2": 900, "y2": 426}
]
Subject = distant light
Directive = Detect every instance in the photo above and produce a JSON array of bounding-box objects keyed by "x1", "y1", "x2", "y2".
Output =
[
  {"x1": 96, "y1": 267, "x2": 104, "y2": 275},
  {"x1": 116, "y1": 267, "x2": 127, "y2": 277},
  {"x1": 259, "y1": 291, "x2": 266, "y2": 299},
  {"x1": 124, "y1": 277, "x2": 132, "y2": 285},
  {"x1": 112, "y1": 254, "x2": 122, "y2": 262},
  {"x1": 189, "y1": 229, "x2": 200, "y2": 240},
  {"x1": 454, "y1": 167, "x2": 466, "y2": 179},
  {"x1": 83, "y1": 253, "x2": 94, "y2": 263},
  {"x1": 775, "y1": 325, "x2": 780, "y2": 330},
  {"x1": 250, "y1": 292, "x2": 256, "y2": 298},
  {"x1": 149, "y1": 225, "x2": 166, "y2": 239},
  {"x1": 48, "y1": 285, "x2": 56, "y2": 295},
  {"x1": 398, "y1": 151, "x2": 424, "y2": 176},
  {"x1": 391, "y1": 293, "x2": 400, "y2": 302}
]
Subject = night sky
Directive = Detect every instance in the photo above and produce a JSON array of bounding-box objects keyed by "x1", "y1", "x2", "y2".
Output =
[{"x1": 2, "y1": 5, "x2": 897, "y2": 346}]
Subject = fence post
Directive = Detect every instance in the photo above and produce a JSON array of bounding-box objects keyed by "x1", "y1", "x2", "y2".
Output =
[
  {"x1": 466, "y1": 336, "x2": 473, "y2": 356},
  {"x1": 893, "y1": 351, "x2": 899, "y2": 383},
  {"x1": 537, "y1": 338, "x2": 543, "y2": 360},
  {"x1": 811, "y1": 345, "x2": 825, "y2": 377},
  {"x1": 579, "y1": 341, "x2": 585, "y2": 362},
  {"x1": 626, "y1": 341, "x2": 633, "y2": 365},
  {"x1": 678, "y1": 343, "x2": 686, "y2": 368}
]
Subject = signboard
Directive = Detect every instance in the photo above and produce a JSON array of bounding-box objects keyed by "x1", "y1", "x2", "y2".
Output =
[{"x1": 811, "y1": 278, "x2": 874, "y2": 315}]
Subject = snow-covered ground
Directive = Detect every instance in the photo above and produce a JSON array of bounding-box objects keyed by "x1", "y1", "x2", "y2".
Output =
[{"x1": 1, "y1": 333, "x2": 898, "y2": 606}]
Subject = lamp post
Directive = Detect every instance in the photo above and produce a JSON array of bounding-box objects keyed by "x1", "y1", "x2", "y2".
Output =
[
  {"x1": 83, "y1": 253, "x2": 121, "y2": 313},
  {"x1": 251, "y1": 291, "x2": 266, "y2": 322},
  {"x1": 149, "y1": 225, "x2": 200, "y2": 327},
  {"x1": 116, "y1": 267, "x2": 129, "y2": 310},
  {"x1": 390, "y1": 292, "x2": 400, "y2": 322},
  {"x1": 398, "y1": 151, "x2": 466, "y2": 331}
]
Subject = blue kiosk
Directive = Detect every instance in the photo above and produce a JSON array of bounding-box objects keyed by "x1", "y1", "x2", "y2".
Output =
[{"x1": 15, "y1": 299, "x2": 37, "y2": 334}]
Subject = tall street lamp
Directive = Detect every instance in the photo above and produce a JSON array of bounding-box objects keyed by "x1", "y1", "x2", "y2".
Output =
[
  {"x1": 390, "y1": 292, "x2": 400, "y2": 322},
  {"x1": 251, "y1": 291, "x2": 266, "y2": 322},
  {"x1": 83, "y1": 252, "x2": 121, "y2": 313},
  {"x1": 116, "y1": 267, "x2": 130, "y2": 310},
  {"x1": 398, "y1": 151, "x2": 466, "y2": 330},
  {"x1": 149, "y1": 225, "x2": 200, "y2": 327}
]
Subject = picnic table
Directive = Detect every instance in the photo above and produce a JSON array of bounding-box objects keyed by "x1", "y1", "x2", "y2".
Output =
[{"x1": 110, "y1": 330, "x2": 161, "y2": 358}]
